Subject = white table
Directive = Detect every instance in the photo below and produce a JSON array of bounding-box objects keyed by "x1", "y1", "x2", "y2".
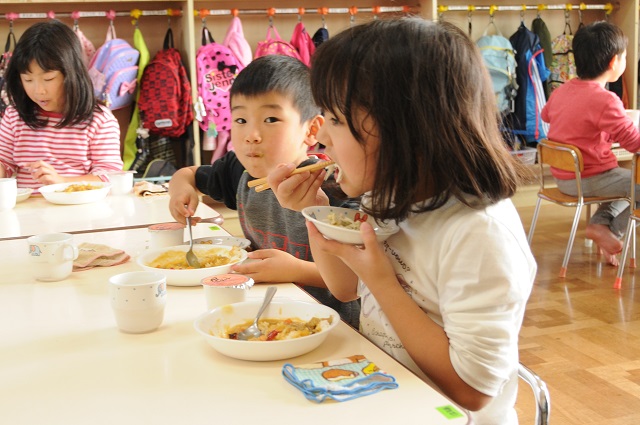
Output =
[
  {"x1": 0, "y1": 193, "x2": 222, "y2": 241},
  {"x1": 0, "y1": 228, "x2": 469, "y2": 425}
]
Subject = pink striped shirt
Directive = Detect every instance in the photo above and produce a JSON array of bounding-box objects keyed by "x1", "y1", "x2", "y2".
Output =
[{"x1": 0, "y1": 105, "x2": 123, "y2": 189}]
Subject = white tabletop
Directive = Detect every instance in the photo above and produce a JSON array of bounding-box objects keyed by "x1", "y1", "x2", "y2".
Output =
[
  {"x1": 0, "y1": 228, "x2": 469, "y2": 425},
  {"x1": 0, "y1": 193, "x2": 222, "y2": 241}
]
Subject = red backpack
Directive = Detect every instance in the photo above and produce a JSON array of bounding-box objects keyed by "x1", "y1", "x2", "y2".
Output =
[{"x1": 138, "y1": 29, "x2": 193, "y2": 138}]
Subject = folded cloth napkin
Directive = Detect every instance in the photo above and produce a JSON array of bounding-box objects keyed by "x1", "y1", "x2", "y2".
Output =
[
  {"x1": 282, "y1": 354, "x2": 398, "y2": 403},
  {"x1": 133, "y1": 181, "x2": 169, "y2": 197},
  {"x1": 73, "y1": 243, "x2": 130, "y2": 271}
]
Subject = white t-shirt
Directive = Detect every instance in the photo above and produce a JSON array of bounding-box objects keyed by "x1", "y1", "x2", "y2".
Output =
[{"x1": 358, "y1": 197, "x2": 536, "y2": 424}]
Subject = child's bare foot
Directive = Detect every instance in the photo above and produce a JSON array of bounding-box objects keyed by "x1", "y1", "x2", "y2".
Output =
[
  {"x1": 597, "y1": 246, "x2": 620, "y2": 266},
  {"x1": 586, "y1": 223, "x2": 622, "y2": 266},
  {"x1": 585, "y1": 224, "x2": 622, "y2": 254}
]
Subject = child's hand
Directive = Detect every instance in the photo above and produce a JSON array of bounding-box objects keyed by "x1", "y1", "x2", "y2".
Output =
[
  {"x1": 269, "y1": 163, "x2": 330, "y2": 211},
  {"x1": 22, "y1": 161, "x2": 63, "y2": 185},
  {"x1": 231, "y1": 249, "x2": 300, "y2": 283},
  {"x1": 168, "y1": 187, "x2": 200, "y2": 225},
  {"x1": 307, "y1": 220, "x2": 395, "y2": 287}
]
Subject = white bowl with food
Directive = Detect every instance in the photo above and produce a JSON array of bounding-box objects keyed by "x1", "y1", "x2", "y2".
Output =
[
  {"x1": 301, "y1": 206, "x2": 399, "y2": 245},
  {"x1": 39, "y1": 182, "x2": 111, "y2": 205},
  {"x1": 193, "y1": 300, "x2": 340, "y2": 361},
  {"x1": 16, "y1": 188, "x2": 33, "y2": 203},
  {"x1": 137, "y1": 244, "x2": 247, "y2": 287},
  {"x1": 191, "y1": 236, "x2": 251, "y2": 250}
]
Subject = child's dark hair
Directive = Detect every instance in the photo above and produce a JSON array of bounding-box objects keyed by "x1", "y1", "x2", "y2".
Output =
[
  {"x1": 573, "y1": 21, "x2": 627, "y2": 80},
  {"x1": 5, "y1": 20, "x2": 96, "y2": 129},
  {"x1": 230, "y1": 55, "x2": 320, "y2": 122},
  {"x1": 311, "y1": 17, "x2": 523, "y2": 222}
]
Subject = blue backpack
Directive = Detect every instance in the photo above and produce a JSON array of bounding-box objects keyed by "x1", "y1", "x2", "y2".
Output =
[
  {"x1": 477, "y1": 32, "x2": 518, "y2": 114},
  {"x1": 88, "y1": 36, "x2": 140, "y2": 110}
]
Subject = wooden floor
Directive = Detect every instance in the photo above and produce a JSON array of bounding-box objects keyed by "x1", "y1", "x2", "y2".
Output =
[
  {"x1": 206, "y1": 197, "x2": 640, "y2": 424},
  {"x1": 516, "y1": 203, "x2": 640, "y2": 425}
]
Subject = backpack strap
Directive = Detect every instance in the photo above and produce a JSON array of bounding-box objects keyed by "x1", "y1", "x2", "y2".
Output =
[
  {"x1": 163, "y1": 28, "x2": 174, "y2": 50},
  {"x1": 201, "y1": 26, "x2": 214, "y2": 46},
  {"x1": 4, "y1": 31, "x2": 16, "y2": 54}
]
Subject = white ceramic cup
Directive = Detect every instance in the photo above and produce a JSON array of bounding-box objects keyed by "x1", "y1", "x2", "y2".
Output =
[
  {"x1": 0, "y1": 178, "x2": 17, "y2": 211},
  {"x1": 148, "y1": 222, "x2": 185, "y2": 248},
  {"x1": 201, "y1": 274, "x2": 254, "y2": 310},
  {"x1": 109, "y1": 271, "x2": 167, "y2": 333},
  {"x1": 108, "y1": 171, "x2": 134, "y2": 195},
  {"x1": 27, "y1": 233, "x2": 79, "y2": 282}
]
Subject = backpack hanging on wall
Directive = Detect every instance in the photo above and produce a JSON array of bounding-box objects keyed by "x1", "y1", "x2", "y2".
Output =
[
  {"x1": 548, "y1": 17, "x2": 577, "y2": 94},
  {"x1": 507, "y1": 22, "x2": 550, "y2": 143},
  {"x1": 0, "y1": 28, "x2": 16, "y2": 119},
  {"x1": 74, "y1": 22, "x2": 96, "y2": 67},
  {"x1": 138, "y1": 27, "x2": 193, "y2": 138},
  {"x1": 223, "y1": 16, "x2": 253, "y2": 68},
  {"x1": 195, "y1": 24, "x2": 243, "y2": 150},
  {"x1": 290, "y1": 21, "x2": 316, "y2": 67},
  {"x1": 254, "y1": 23, "x2": 303, "y2": 61},
  {"x1": 88, "y1": 22, "x2": 140, "y2": 110},
  {"x1": 477, "y1": 21, "x2": 518, "y2": 115}
]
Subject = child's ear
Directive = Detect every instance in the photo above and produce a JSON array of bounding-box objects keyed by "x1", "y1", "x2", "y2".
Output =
[{"x1": 304, "y1": 115, "x2": 325, "y2": 147}]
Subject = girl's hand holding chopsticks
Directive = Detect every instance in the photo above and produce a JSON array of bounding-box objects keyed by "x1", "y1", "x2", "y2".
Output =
[{"x1": 264, "y1": 162, "x2": 331, "y2": 212}]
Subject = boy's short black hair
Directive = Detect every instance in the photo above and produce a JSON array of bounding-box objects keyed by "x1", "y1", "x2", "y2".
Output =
[
  {"x1": 573, "y1": 21, "x2": 627, "y2": 80},
  {"x1": 230, "y1": 55, "x2": 320, "y2": 122}
]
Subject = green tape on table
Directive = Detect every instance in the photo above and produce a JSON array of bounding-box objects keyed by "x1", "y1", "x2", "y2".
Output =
[{"x1": 436, "y1": 405, "x2": 464, "y2": 419}]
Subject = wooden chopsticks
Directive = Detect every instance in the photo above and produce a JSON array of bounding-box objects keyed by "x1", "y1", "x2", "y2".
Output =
[{"x1": 247, "y1": 161, "x2": 335, "y2": 192}]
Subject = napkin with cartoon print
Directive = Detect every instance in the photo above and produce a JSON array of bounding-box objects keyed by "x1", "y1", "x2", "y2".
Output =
[{"x1": 282, "y1": 355, "x2": 398, "y2": 402}]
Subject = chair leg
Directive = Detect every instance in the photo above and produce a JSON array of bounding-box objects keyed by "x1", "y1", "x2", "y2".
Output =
[
  {"x1": 615, "y1": 219, "x2": 636, "y2": 289},
  {"x1": 560, "y1": 205, "x2": 583, "y2": 278},
  {"x1": 518, "y1": 363, "x2": 551, "y2": 425},
  {"x1": 527, "y1": 199, "x2": 543, "y2": 246}
]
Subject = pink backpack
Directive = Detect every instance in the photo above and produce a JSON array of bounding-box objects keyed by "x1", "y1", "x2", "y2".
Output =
[
  {"x1": 290, "y1": 22, "x2": 316, "y2": 67},
  {"x1": 195, "y1": 26, "x2": 244, "y2": 138},
  {"x1": 223, "y1": 17, "x2": 252, "y2": 68},
  {"x1": 254, "y1": 25, "x2": 302, "y2": 61}
]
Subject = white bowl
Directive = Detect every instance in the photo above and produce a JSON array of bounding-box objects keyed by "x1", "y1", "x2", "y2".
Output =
[
  {"x1": 191, "y1": 236, "x2": 251, "y2": 250},
  {"x1": 16, "y1": 188, "x2": 32, "y2": 203},
  {"x1": 137, "y1": 244, "x2": 247, "y2": 287},
  {"x1": 302, "y1": 206, "x2": 399, "y2": 245},
  {"x1": 39, "y1": 182, "x2": 111, "y2": 205},
  {"x1": 193, "y1": 300, "x2": 340, "y2": 361}
]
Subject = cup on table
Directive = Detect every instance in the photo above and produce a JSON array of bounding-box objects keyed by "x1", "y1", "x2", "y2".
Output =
[
  {"x1": 107, "y1": 171, "x2": 135, "y2": 195},
  {"x1": 27, "y1": 233, "x2": 79, "y2": 282},
  {"x1": 201, "y1": 274, "x2": 254, "y2": 310},
  {"x1": 148, "y1": 222, "x2": 185, "y2": 248},
  {"x1": 0, "y1": 178, "x2": 17, "y2": 211},
  {"x1": 109, "y1": 271, "x2": 167, "y2": 333}
]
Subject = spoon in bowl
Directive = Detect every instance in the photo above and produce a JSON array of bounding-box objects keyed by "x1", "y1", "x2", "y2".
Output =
[
  {"x1": 185, "y1": 216, "x2": 201, "y2": 268},
  {"x1": 237, "y1": 286, "x2": 277, "y2": 340}
]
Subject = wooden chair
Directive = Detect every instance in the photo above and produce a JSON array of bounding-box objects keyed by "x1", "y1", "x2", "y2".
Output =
[
  {"x1": 528, "y1": 140, "x2": 630, "y2": 278},
  {"x1": 614, "y1": 152, "x2": 640, "y2": 289},
  {"x1": 518, "y1": 363, "x2": 551, "y2": 425}
]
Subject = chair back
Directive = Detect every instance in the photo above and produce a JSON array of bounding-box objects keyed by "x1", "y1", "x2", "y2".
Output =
[
  {"x1": 632, "y1": 153, "x2": 640, "y2": 205},
  {"x1": 518, "y1": 363, "x2": 551, "y2": 425},
  {"x1": 537, "y1": 139, "x2": 585, "y2": 199}
]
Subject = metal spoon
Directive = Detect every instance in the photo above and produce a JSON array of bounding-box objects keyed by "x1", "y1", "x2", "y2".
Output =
[
  {"x1": 237, "y1": 286, "x2": 277, "y2": 340},
  {"x1": 185, "y1": 216, "x2": 201, "y2": 268}
]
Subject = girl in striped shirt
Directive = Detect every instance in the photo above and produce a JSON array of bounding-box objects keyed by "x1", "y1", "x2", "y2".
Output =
[{"x1": 0, "y1": 20, "x2": 123, "y2": 189}]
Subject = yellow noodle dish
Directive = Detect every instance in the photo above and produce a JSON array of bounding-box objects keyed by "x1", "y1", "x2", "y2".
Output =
[
  {"x1": 57, "y1": 183, "x2": 101, "y2": 192},
  {"x1": 148, "y1": 246, "x2": 242, "y2": 270},
  {"x1": 224, "y1": 316, "x2": 333, "y2": 341}
]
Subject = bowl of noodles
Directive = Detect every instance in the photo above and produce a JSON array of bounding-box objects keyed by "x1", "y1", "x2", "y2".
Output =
[
  {"x1": 137, "y1": 244, "x2": 248, "y2": 287},
  {"x1": 193, "y1": 299, "x2": 340, "y2": 361},
  {"x1": 302, "y1": 206, "x2": 399, "y2": 245},
  {"x1": 39, "y1": 182, "x2": 111, "y2": 205}
]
